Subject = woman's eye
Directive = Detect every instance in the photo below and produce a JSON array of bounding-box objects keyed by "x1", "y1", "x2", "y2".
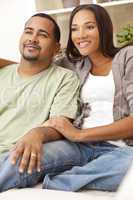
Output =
[
  {"x1": 87, "y1": 25, "x2": 95, "y2": 30},
  {"x1": 71, "y1": 27, "x2": 78, "y2": 32}
]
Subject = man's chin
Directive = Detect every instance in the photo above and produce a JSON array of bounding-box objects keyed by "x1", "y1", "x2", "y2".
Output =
[{"x1": 23, "y1": 55, "x2": 39, "y2": 61}]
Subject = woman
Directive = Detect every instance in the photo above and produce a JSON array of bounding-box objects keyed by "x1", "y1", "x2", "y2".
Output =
[{"x1": 43, "y1": 4, "x2": 133, "y2": 191}]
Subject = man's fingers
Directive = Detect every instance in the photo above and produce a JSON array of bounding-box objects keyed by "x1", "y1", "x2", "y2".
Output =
[
  {"x1": 10, "y1": 143, "x2": 24, "y2": 165},
  {"x1": 37, "y1": 152, "x2": 42, "y2": 172},
  {"x1": 10, "y1": 129, "x2": 44, "y2": 175},
  {"x1": 19, "y1": 148, "x2": 30, "y2": 173},
  {"x1": 27, "y1": 152, "x2": 37, "y2": 174}
]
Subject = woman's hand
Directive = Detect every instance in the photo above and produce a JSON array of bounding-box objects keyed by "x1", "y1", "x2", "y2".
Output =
[{"x1": 43, "y1": 117, "x2": 81, "y2": 142}]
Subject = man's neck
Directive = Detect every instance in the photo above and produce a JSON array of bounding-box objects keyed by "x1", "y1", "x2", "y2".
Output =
[{"x1": 18, "y1": 59, "x2": 52, "y2": 77}]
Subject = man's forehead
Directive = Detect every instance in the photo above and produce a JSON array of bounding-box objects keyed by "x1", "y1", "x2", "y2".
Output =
[{"x1": 25, "y1": 16, "x2": 54, "y2": 29}]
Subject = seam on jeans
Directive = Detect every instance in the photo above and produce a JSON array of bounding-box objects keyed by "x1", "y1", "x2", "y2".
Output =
[
  {"x1": 43, "y1": 175, "x2": 49, "y2": 189},
  {"x1": 19, "y1": 171, "x2": 42, "y2": 187},
  {"x1": 42, "y1": 159, "x2": 82, "y2": 173},
  {"x1": 2, "y1": 180, "x2": 20, "y2": 191}
]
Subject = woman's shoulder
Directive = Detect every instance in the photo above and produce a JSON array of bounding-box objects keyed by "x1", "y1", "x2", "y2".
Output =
[
  {"x1": 115, "y1": 45, "x2": 133, "y2": 57},
  {"x1": 113, "y1": 45, "x2": 133, "y2": 63}
]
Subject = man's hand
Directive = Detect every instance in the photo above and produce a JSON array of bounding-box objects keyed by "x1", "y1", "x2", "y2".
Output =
[
  {"x1": 10, "y1": 127, "x2": 44, "y2": 174},
  {"x1": 44, "y1": 117, "x2": 80, "y2": 142}
]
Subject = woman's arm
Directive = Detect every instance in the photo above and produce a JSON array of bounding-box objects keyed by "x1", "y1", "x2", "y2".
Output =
[
  {"x1": 78, "y1": 116, "x2": 133, "y2": 142},
  {"x1": 43, "y1": 116, "x2": 133, "y2": 142}
]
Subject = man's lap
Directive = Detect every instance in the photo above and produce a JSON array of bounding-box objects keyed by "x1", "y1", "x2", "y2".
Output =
[{"x1": 0, "y1": 140, "x2": 84, "y2": 192}]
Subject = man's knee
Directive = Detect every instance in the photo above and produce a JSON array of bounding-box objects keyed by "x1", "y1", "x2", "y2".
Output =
[{"x1": 41, "y1": 140, "x2": 82, "y2": 173}]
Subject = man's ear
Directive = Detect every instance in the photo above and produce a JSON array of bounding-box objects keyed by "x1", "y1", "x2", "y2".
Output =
[{"x1": 54, "y1": 42, "x2": 61, "y2": 56}]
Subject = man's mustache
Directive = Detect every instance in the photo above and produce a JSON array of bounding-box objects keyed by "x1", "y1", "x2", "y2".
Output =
[{"x1": 24, "y1": 43, "x2": 41, "y2": 50}]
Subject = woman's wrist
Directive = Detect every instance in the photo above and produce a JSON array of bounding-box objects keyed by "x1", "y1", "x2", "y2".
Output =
[{"x1": 70, "y1": 127, "x2": 83, "y2": 142}]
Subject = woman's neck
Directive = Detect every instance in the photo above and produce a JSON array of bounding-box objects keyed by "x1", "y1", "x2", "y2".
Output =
[{"x1": 89, "y1": 52, "x2": 112, "y2": 76}]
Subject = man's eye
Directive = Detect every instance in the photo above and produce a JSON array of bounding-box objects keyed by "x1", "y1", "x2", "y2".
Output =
[
  {"x1": 39, "y1": 33, "x2": 48, "y2": 38},
  {"x1": 41, "y1": 34, "x2": 47, "y2": 38}
]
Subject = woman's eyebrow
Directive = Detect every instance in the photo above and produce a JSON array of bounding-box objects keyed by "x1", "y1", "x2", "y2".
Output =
[{"x1": 72, "y1": 21, "x2": 96, "y2": 26}]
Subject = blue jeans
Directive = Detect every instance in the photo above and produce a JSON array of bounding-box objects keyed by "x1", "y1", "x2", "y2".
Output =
[
  {"x1": 43, "y1": 142, "x2": 133, "y2": 192},
  {"x1": 0, "y1": 140, "x2": 85, "y2": 192},
  {"x1": 0, "y1": 140, "x2": 133, "y2": 192}
]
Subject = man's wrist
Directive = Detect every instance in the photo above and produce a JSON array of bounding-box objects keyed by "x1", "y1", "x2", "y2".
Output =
[
  {"x1": 30, "y1": 127, "x2": 46, "y2": 142},
  {"x1": 32, "y1": 126, "x2": 63, "y2": 143}
]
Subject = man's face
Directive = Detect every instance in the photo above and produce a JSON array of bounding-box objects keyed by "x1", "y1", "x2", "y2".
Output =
[{"x1": 19, "y1": 16, "x2": 60, "y2": 63}]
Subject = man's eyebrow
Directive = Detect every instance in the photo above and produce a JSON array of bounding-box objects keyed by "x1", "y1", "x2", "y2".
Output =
[
  {"x1": 24, "y1": 27, "x2": 33, "y2": 31},
  {"x1": 24, "y1": 27, "x2": 50, "y2": 36}
]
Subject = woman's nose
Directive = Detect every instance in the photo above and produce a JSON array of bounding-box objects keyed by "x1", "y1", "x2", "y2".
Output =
[{"x1": 78, "y1": 28, "x2": 87, "y2": 38}]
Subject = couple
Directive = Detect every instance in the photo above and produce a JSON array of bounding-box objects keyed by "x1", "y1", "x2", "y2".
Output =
[{"x1": 1, "y1": 4, "x2": 133, "y2": 192}]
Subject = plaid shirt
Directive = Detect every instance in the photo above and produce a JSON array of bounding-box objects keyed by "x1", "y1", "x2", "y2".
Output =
[{"x1": 55, "y1": 46, "x2": 133, "y2": 146}]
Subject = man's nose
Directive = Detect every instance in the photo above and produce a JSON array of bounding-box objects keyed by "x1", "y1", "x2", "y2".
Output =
[{"x1": 29, "y1": 34, "x2": 39, "y2": 43}]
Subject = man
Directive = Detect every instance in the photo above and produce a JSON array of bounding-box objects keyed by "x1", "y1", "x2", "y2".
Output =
[{"x1": 0, "y1": 13, "x2": 82, "y2": 192}]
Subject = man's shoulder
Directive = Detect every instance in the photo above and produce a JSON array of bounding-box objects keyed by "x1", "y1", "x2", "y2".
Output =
[
  {"x1": 52, "y1": 63, "x2": 79, "y2": 80},
  {"x1": 0, "y1": 63, "x2": 18, "y2": 72}
]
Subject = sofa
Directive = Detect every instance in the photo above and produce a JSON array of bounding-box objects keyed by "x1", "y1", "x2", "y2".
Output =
[{"x1": 0, "y1": 186, "x2": 115, "y2": 200}]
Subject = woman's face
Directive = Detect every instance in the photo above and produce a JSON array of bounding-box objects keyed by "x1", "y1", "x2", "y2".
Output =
[{"x1": 71, "y1": 9, "x2": 100, "y2": 57}]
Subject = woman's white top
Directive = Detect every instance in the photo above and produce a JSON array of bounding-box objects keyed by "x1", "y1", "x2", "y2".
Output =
[{"x1": 81, "y1": 71, "x2": 126, "y2": 147}]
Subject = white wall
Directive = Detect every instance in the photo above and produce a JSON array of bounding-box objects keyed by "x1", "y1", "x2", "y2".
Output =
[
  {"x1": 0, "y1": 1, "x2": 133, "y2": 61},
  {"x1": 0, "y1": 0, "x2": 36, "y2": 61}
]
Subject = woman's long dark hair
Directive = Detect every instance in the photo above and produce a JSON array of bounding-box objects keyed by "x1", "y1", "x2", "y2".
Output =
[{"x1": 66, "y1": 4, "x2": 120, "y2": 62}]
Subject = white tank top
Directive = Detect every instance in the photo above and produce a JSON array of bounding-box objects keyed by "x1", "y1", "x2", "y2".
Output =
[
  {"x1": 81, "y1": 71, "x2": 126, "y2": 147},
  {"x1": 81, "y1": 71, "x2": 115, "y2": 128}
]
